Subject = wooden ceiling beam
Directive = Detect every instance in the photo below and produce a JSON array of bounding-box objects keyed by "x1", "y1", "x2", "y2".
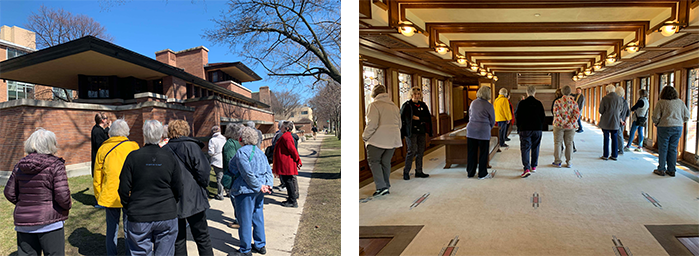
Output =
[
  {"x1": 452, "y1": 39, "x2": 622, "y2": 48},
  {"x1": 478, "y1": 58, "x2": 595, "y2": 63}
]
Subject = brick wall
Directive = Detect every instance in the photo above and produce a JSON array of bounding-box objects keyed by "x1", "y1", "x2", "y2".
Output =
[
  {"x1": 164, "y1": 76, "x2": 187, "y2": 100},
  {"x1": 175, "y1": 48, "x2": 208, "y2": 80},
  {"x1": 215, "y1": 81, "x2": 252, "y2": 98},
  {"x1": 155, "y1": 50, "x2": 177, "y2": 67}
]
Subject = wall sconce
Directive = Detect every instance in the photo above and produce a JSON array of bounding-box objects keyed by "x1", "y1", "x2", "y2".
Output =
[
  {"x1": 573, "y1": 76, "x2": 578, "y2": 81},
  {"x1": 435, "y1": 44, "x2": 449, "y2": 55},
  {"x1": 493, "y1": 76, "x2": 498, "y2": 81},
  {"x1": 487, "y1": 73, "x2": 493, "y2": 79},
  {"x1": 456, "y1": 56, "x2": 467, "y2": 65},
  {"x1": 398, "y1": 22, "x2": 417, "y2": 37},
  {"x1": 584, "y1": 69, "x2": 592, "y2": 76},
  {"x1": 593, "y1": 63, "x2": 602, "y2": 70},
  {"x1": 625, "y1": 42, "x2": 639, "y2": 53},
  {"x1": 659, "y1": 21, "x2": 681, "y2": 37},
  {"x1": 470, "y1": 63, "x2": 479, "y2": 71},
  {"x1": 479, "y1": 69, "x2": 487, "y2": 76},
  {"x1": 577, "y1": 73, "x2": 584, "y2": 79},
  {"x1": 606, "y1": 54, "x2": 617, "y2": 64}
]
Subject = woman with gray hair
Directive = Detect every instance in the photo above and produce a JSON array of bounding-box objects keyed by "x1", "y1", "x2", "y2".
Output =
[
  {"x1": 598, "y1": 84, "x2": 624, "y2": 161},
  {"x1": 222, "y1": 123, "x2": 244, "y2": 227},
  {"x1": 5, "y1": 128, "x2": 72, "y2": 255},
  {"x1": 652, "y1": 86, "x2": 690, "y2": 176},
  {"x1": 466, "y1": 86, "x2": 496, "y2": 179},
  {"x1": 363, "y1": 84, "x2": 401, "y2": 196},
  {"x1": 228, "y1": 127, "x2": 274, "y2": 256},
  {"x1": 273, "y1": 120, "x2": 302, "y2": 207},
  {"x1": 615, "y1": 86, "x2": 630, "y2": 156}
]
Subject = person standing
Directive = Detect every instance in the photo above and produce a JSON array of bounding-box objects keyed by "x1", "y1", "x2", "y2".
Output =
[
  {"x1": 223, "y1": 123, "x2": 244, "y2": 228},
  {"x1": 400, "y1": 87, "x2": 432, "y2": 180},
  {"x1": 652, "y1": 86, "x2": 690, "y2": 177},
  {"x1": 551, "y1": 86, "x2": 580, "y2": 168},
  {"x1": 164, "y1": 120, "x2": 214, "y2": 256},
  {"x1": 208, "y1": 125, "x2": 227, "y2": 200},
  {"x1": 574, "y1": 87, "x2": 586, "y2": 133},
  {"x1": 494, "y1": 88, "x2": 512, "y2": 147},
  {"x1": 271, "y1": 120, "x2": 299, "y2": 192},
  {"x1": 598, "y1": 85, "x2": 624, "y2": 161},
  {"x1": 466, "y1": 86, "x2": 496, "y2": 179},
  {"x1": 227, "y1": 127, "x2": 274, "y2": 256},
  {"x1": 616, "y1": 86, "x2": 631, "y2": 156},
  {"x1": 94, "y1": 119, "x2": 140, "y2": 256},
  {"x1": 119, "y1": 120, "x2": 182, "y2": 256},
  {"x1": 273, "y1": 121, "x2": 302, "y2": 208},
  {"x1": 624, "y1": 89, "x2": 649, "y2": 152},
  {"x1": 91, "y1": 112, "x2": 111, "y2": 177},
  {"x1": 5, "y1": 128, "x2": 72, "y2": 256},
  {"x1": 245, "y1": 121, "x2": 263, "y2": 147},
  {"x1": 363, "y1": 85, "x2": 402, "y2": 196},
  {"x1": 515, "y1": 86, "x2": 545, "y2": 178}
]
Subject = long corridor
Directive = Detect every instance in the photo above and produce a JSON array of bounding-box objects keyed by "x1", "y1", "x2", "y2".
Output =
[{"x1": 359, "y1": 122, "x2": 698, "y2": 256}]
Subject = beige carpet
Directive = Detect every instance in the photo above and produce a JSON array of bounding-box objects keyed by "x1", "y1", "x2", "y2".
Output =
[{"x1": 359, "y1": 122, "x2": 699, "y2": 256}]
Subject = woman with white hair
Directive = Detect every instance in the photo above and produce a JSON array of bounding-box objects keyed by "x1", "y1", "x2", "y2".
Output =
[
  {"x1": 598, "y1": 84, "x2": 624, "y2": 160},
  {"x1": 615, "y1": 86, "x2": 630, "y2": 156},
  {"x1": 494, "y1": 87, "x2": 512, "y2": 147},
  {"x1": 273, "y1": 121, "x2": 302, "y2": 207},
  {"x1": 228, "y1": 127, "x2": 274, "y2": 256},
  {"x1": 209, "y1": 125, "x2": 227, "y2": 200},
  {"x1": 94, "y1": 119, "x2": 140, "y2": 256},
  {"x1": 466, "y1": 86, "x2": 496, "y2": 179},
  {"x1": 363, "y1": 84, "x2": 402, "y2": 196},
  {"x1": 4, "y1": 128, "x2": 72, "y2": 255}
]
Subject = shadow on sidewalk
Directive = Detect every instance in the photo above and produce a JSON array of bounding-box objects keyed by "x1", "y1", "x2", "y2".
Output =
[
  {"x1": 297, "y1": 171, "x2": 340, "y2": 180},
  {"x1": 300, "y1": 149, "x2": 318, "y2": 157}
]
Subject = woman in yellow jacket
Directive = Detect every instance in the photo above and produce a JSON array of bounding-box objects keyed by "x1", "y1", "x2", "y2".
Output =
[
  {"x1": 494, "y1": 88, "x2": 512, "y2": 147},
  {"x1": 93, "y1": 119, "x2": 139, "y2": 256}
]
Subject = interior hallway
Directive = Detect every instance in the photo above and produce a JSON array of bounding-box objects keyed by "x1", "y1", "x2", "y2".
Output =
[{"x1": 359, "y1": 122, "x2": 698, "y2": 256}]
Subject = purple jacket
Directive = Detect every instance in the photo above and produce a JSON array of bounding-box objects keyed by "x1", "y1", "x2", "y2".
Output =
[
  {"x1": 466, "y1": 98, "x2": 496, "y2": 140},
  {"x1": 4, "y1": 153, "x2": 72, "y2": 226}
]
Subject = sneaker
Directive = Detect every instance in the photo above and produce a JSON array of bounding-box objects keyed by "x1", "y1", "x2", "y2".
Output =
[
  {"x1": 573, "y1": 148, "x2": 577, "y2": 153},
  {"x1": 653, "y1": 169, "x2": 665, "y2": 176},
  {"x1": 521, "y1": 170, "x2": 531, "y2": 178},
  {"x1": 600, "y1": 156, "x2": 608, "y2": 160},
  {"x1": 228, "y1": 250, "x2": 252, "y2": 256},
  {"x1": 501, "y1": 143, "x2": 509, "y2": 147},
  {"x1": 215, "y1": 195, "x2": 224, "y2": 200},
  {"x1": 372, "y1": 189, "x2": 382, "y2": 196},
  {"x1": 576, "y1": 130, "x2": 584, "y2": 133},
  {"x1": 551, "y1": 162, "x2": 561, "y2": 168},
  {"x1": 665, "y1": 171, "x2": 675, "y2": 177},
  {"x1": 478, "y1": 175, "x2": 491, "y2": 180},
  {"x1": 415, "y1": 172, "x2": 430, "y2": 178},
  {"x1": 379, "y1": 188, "x2": 390, "y2": 196},
  {"x1": 624, "y1": 146, "x2": 631, "y2": 151},
  {"x1": 403, "y1": 173, "x2": 410, "y2": 180},
  {"x1": 252, "y1": 246, "x2": 267, "y2": 255},
  {"x1": 281, "y1": 201, "x2": 298, "y2": 208},
  {"x1": 634, "y1": 147, "x2": 643, "y2": 152},
  {"x1": 505, "y1": 138, "x2": 511, "y2": 141},
  {"x1": 530, "y1": 167, "x2": 536, "y2": 173},
  {"x1": 565, "y1": 163, "x2": 572, "y2": 168},
  {"x1": 609, "y1": 157, "x2": 617, "y2": 161}
]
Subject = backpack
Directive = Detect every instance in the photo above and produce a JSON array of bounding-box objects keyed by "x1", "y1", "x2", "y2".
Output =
[{"x1": 265, "y1": 146, "x2": 274, "y2": 164}]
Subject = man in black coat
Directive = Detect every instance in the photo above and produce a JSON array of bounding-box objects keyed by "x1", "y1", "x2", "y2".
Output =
[
  {"x1": 399, "y1": 87, "x2": 432, "y2": 180},
  {"x1": 515, "y1": 86, "x2": 545, "y2": 178},
  {"x1": 91, "y1": 112, "x2": 110, "y2": 177}
]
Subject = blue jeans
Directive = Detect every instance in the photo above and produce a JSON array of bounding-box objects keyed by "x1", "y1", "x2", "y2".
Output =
[
  {"x1": 626, "y1": 121, "x2": 645, "y2": 148},
  {"x1": 106, "y1": 207, "x2": 130, "y2": 256},
  {"x1": 126, "y1": 218, "x2": 178, "y2": 256},
  {"x1": 234, "y1": 192, "x2": 266, "y2": 253},
  {"x1": 576, "y1": 117, "x2": 583, "y2": 131},
  {"x1": 519, "y1": 131, "x2": 542, "y2": 170},
  {"x1": 497, "y1": 121, "x2": 509, "y2": 146},
  {"x1": 602, "y1": 129, "x2": 618, "y2": 158},
  {"x1": 657, "y1": 126, "x2": 683, "y2": 173}
]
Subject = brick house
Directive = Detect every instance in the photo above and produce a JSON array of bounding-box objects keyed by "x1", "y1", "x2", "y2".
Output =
[{"x1": 0, "y1": 35, "x2": 276, "y2": 179}]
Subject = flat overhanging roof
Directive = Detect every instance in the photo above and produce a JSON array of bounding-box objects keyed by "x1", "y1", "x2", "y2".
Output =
[
  {"x1": 206, "y1": 62, "x2": 262, "y2": 83},
  {"x1": 0, "y1": 36, "x2": 269, "y2": 108}
]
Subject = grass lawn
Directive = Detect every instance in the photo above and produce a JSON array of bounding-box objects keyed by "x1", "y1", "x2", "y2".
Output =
[{"x1": 291, "y1": 136, "x2": 341, "y2": 256}]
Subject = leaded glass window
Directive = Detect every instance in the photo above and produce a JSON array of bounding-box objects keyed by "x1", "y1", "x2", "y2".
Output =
[
  {"x1": 438, "y1": 80, "x2": 445, "y2": 114},
  {"x1": 398, "y1": 73, "x2": 412, "y2": 103},
  {"x1": 421, "y1": 77, "x2": 432, "y2": 111},
  {"x1": 362, "y1": 66, "x2": 385, "y2": 111}
]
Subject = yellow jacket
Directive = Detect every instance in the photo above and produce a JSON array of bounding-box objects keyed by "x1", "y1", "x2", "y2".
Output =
[
  {"x1": 494, "y1": 95, "x2": 512, "y2": 122},
  {"x1": 93, "y1": 136, "x2": 139, "y2": 208}
]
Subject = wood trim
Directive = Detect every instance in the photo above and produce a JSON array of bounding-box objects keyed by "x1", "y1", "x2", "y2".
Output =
[
  {"x1": 485, "y1": 64, "x2": 588, "y2": 69},
  {"x1": 478, "y1": 58, "x2": 595, "y2": 63},
  {"x1": 360, "y1": 0, "x2": 372, "y2": 19},
  {"x1": 452, "y1": 39, "x2": 622, "y2": 48},
  {"x1": 361, "y1": 55, "x2": 450, "y2": 81},
  {"x1": 692, "y1": 0, "x2": 699, "y2": 9},
  {"x1": 397, "y1": 1, "x2": 677, "y2": 9},
  {"x1": 467, "y1": 51, "x2": 606, "y2": 57},
  {"x1": 373, "y1": 0, "x2": 389, "y2": 10}
]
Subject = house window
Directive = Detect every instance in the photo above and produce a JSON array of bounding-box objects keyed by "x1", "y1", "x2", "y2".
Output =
[
  {"x1": 86, "y1": 76, "x2": 110, "y2": 98},
  {"x1": 212, "y1": 72, "x2": 220, "y2": 82},
  {"x1": 660, "y1": 72, "x2": 674, "y2": 93},
  {"x1": 52, "y1": 88, "x2": 73, "y2": 101},
  {"x1": 398, "y1": 73, "x2": 413, "y2": 104},
  {"x1": 362, "y1": 66, "x2": 385, "y2": 111},
  {"x1": 301, "y1": 111, "x2": 309, "y2": 115},
  {"x1": 421, "y1": 77, "x2": 432, "y2": 111},
  {"x1": 7, "y1": 48, "x2": 27, "y2": 59},
  {"x1": 7, "y1": 81, "x2": 34, "y2": 100},
  {"x1": 438, "y1": 80, "x2": 446, "y2": 114},
  {"x1": 640, "y1": 77, "x2": 650, "y2": 91}
]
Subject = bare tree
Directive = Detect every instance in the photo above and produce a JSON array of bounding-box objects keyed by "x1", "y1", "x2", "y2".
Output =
[
  {"x1": 204, "y1": 0, "x2": 341, "y2": 87},
  {"x1": 25, "y1": 5, "x2": 114, "y2": 49},
  {"x1": 309, "y1": 81, "x2": 340, "y2": 139},
  {"x1": 270, "y1": 89, "x2": 303, "y2": 119}
]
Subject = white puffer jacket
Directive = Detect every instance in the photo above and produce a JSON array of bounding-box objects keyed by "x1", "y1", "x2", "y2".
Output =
[{"x1": 362, "y1": 93, "x2": 402, "y2": 149}]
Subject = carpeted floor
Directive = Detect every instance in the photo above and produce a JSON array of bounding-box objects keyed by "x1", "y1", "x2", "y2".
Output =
[{"x1": 359, "y1": 122, "x2": 699, "y2": 256}]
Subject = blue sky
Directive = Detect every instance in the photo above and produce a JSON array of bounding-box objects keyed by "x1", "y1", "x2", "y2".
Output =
[{"x1": 0, "y1": 0, "x2": 309, "y2": 99}]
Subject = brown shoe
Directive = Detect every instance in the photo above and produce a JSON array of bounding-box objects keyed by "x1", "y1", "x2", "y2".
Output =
[
  {"x1": 665, "y1": 171, "x2": 675, "y2": 177},
  {"x1": 227, "y1": 222, "x2": 239, "y2": 229},
  {"x1": 653, "y1": 169, "x2": 665, "y2": 176}
]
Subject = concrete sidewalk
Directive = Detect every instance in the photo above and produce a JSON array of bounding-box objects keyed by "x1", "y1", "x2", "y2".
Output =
[{"x1": 186, "y1": 134, "x2": 327, "y2": 255}]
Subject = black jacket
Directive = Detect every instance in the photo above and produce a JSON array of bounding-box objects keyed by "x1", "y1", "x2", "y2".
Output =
[
  {"x1": 400, "y1": 100, "x2": 433, "y2": 137},
  {"x1": 515, "y1": 96, "x2": 546, "y2": 131},
  {"x1": 119, "y1": 144, "x2": 183, "y2": 222},
  {"x1": 91, "y1": 125, "x2": 109, "y2": 171},
  {"x1": 164, "y1": 137, "x2": 210, "y2": 219}
]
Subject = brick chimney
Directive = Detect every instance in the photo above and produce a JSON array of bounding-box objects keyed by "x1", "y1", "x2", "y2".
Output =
[
  {"x1": 174, "y1": 46, "x2": 209, "y2": 80},
  {"x1": 155, "y1": 49, "x2": 177, "y2": 67},
  {"x1": 258, "y1": 86, "x2": 271, "y2": 105}
]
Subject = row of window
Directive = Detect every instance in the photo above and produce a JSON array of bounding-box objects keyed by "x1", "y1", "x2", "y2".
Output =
[{"x1": 362, "y1": 66, "x2": 448, "y2": 115}]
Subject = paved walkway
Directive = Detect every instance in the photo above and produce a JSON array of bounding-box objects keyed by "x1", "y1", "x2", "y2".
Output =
[{"x1": 186, "y1": 134, "x2": 327, "y2": 255}]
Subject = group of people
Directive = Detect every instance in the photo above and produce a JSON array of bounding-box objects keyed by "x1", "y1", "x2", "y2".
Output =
[
  {"x1": 363, "y1": 82, "x2": 691, "y2": 195},
  {"x1": 5, "y1": 113, "x2": 304, "y2": 256}
]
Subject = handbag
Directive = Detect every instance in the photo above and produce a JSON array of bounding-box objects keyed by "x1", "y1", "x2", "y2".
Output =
[{"x1": 222, "y1": 146, "x2": 255, "y2": 190}]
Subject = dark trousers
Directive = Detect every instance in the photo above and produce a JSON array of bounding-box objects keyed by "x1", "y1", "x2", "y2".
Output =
[
  {"x1": 519, "y1": 131, "x2": 542, "y2": 171},
  {"x1": 403, "y1": 133, "x2": 426, "y2": 175},
  {"x1": 602, "y1": 129, "x2": 619, "y2": 158},
  {"x1": 17, "y1": 228, "x2": 64, "y2": 256},
  {"x1": 466, "y1": 137, "x2": 490, "y2": 178},
  {"x1": 127, "y1": 218, "x2": 178, "y2": 256},
  {"x1": 175, "y1": 211, "x2": 213, "y2": 256},
  {"x1": 497, "y1": 121, "x2": 509, "y2": 146},
  {"x1": 366, "y1": 145, "x2": 395, "y2": 190},
  {"x1": 280, "y1": 175, "x2": 299, "y2": 203}
]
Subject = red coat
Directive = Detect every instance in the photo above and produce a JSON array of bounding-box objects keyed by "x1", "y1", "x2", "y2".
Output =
[{"x1": 273, "y1": 132, "x2": 301, "y2": 175}]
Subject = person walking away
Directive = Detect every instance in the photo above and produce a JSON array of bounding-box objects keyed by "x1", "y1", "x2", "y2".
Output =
[
  {"x1": 652, "y1": 86, "x2": 690, "y2": 177},
  {"x1": 598, "y1": 85, "x2": 624, "y2": 161},
  {"x1": 466, "y1": 86, "x2": 496, "y2": 179},
  {"x1": 616, "y1": 86, "x2": 631, "y2": 156},
  {"x1": 515, "y1": 86, "x2": 545, "y2": 178},
  {"x1": 312, "y1": 125, "x2": 318, "y2": 140},
  {"x1": 92, "y1": 112, "x2": 111, "y2": 177},
  {"x1": 164, "y1": 119, "x2": 214, "y2": 256},
  {"x1": 209, "y1": 125, "x2": 227, "y2": 200},
  {"x1": 5, "y1": 128, "x2": 72, "y2": 256},
  {"x1": 94, "y1": 119, "x2": 140, "y2": 256},
  {"x1": 119, "y1": 120, "x2": 183, "y2": 256},
  {"x1": 363, "y1": 85, "x2": 402, "y2": 196},
  {"x1": 624, "y1": 90, "x2": 649, "y2": 152},
  {"x1": 575, "y1": 87, "x2": 586, "y2": 133},
  {"x1": 494, "y1": 88, "x2": 512, "y2": 147},
  {"x1": 273, "y1": 121, "x2": 303, "y2": 207},
  {"x1": 400, "y1": 87, "x2": 433, "y2": 180},
  {"x1": 551, "y1": 86, "x2": 580, "y2": 168},
  {"x1": 227, "y1": 127, "x2": 274, "y2": 256},
  {"x1": 223, "y1": 123, "x2": 244, "y2": 228}
]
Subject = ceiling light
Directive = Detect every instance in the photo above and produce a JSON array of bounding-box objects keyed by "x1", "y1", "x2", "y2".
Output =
[
  {"x1": 584, "y1": 69, "x2": 592, "y2": 76},
  {"x1": 436, "y1": 44, "x2": 449, "y2": 55},
  {"x1": 577, "y1": 73, "x2": 584, "y2": 78},
  {"x1": 479, "y1": 69, "x2": 487, "y2": 76},
  {"x1": 470, "y1": 63, "x2": 479, "y2": 71},
  {"x1": 398, "y1": 22, "x2": 417, "y2": 37},
  {"x1": 573, "y1": 76, "x2": 578, "y2": 81},
  {"x1": 659, "y1": 21, "x2": 680, "y2": 37},
  {"x1": 493, "y1": 76, "x2": 498, "y2": 81},
  {"x1": 487, "y1": 73, "x2": 493, "y2": 79},
  {"x1": 534, "y1": 13, "x2": 541, "y2": 17},
  {"x1": 456, "y1": 56, "x2": 467, "y2": 65},
  {"x1": 625, "y1": 43, "x2": 639, "y2": 53},
  {"x1": 606, "y1": 54, "x2": 616, "y2": 64},
  {"x1": 593, "y1": 63, "x2": 602, "y2": 70}
]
